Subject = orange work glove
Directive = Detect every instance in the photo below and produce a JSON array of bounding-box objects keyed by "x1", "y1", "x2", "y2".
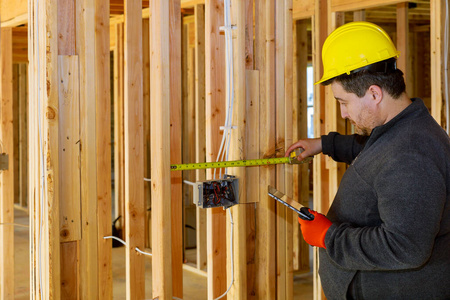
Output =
[{"x1": 298, "y1": 209, "x2": 332, "y2": 249}]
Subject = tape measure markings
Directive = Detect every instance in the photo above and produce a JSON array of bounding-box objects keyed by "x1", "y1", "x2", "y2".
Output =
[{"x1": 171, "y1": 157, "x2": 291, "y2": 171}]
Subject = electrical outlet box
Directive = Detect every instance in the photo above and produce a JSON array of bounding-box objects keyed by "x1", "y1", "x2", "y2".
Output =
[
  {"x1": 0, "y1": 153, "x2": 8, "y2": 171},
  {"x1": 193, "y1": 175, "x2": 239, "y2": 209}
]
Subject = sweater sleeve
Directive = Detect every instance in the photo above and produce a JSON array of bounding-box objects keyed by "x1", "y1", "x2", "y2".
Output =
[{"x1": 321, "y1": 132, "x2": 368, "y2": 164}]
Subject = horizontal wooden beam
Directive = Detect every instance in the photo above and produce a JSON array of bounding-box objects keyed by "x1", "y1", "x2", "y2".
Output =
[
  {"x1": 330, "y1": 0, "x2": 407, "y2": 12},
  {"x1": 293, "y1": 0, "x2": 315, "y2": 20},
  {"x1": 181, "y1": 0, "x2": 205, "y2": 8},
  {"x1": 1, "y1": 13, "x2": 28, "y2": 27},
  {"x1": 1, "y1": 0, "x2": 27, "y2": 26}
]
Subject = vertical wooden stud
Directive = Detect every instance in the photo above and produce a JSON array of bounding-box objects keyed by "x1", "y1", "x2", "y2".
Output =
[
  {"x1": 243, "y1": 2, "x2": 257, "y2": 298},
  {"x1": 255, "y1": 0, "x2": 276, "y2": 298},
  {"x1": 244, "y1": 1, "x2": 257, "y2": 293},
  {"x1": 124, "y1": 0, "x2": 145, "y2": 298},
  {"x1": 169, "y1": 0, "x2": 183, "y2": 297},
  {"x1": 60, "y1": 1, "x2": 79, "y2": 296},
  {"x1": 18, "y1": 64, "x2": 28, "y2": 209},
  {"x1": 312, "y1": 0, "x2": 329, "y2": 298},
  {"x1": 28, "y1": 0, "x2": 62, "y2": 295},
  {"x1": 397, "y1": 2, "x2": 411, "y2": 96},
  {"x1": 228, "y1": 0, "x2": 247, "y2": 298},
  {"x1": 13, "y1": 65, "x2": 20, "y2": 206},
  {"x1": 430, "y1": 0, "x2": 443, "y2": 125},
  {"x1": 194, "y1": 3, "x2": 207, "y2": 271},
  {"x1": 113, "y1": 23, "x2": 125, "y2": 229},
  {"x1": 275, "y1": 1, "x2": 288, "y2": 298},
  {"x1": 142, "y1": 18, "x2": 151, "y2": 249},
  {"x1": 245, "y1": 70, "x2": 259, "y2": 300},
  {"x1": 0, "y1": 27, "x2": 14, "y2": 300},
  {"x1": 76, "y1": 0, "x2": 100, "y2": 297},
  {"x1": 353, "y1": 10, "x2": 365, "y2": 21},
  {"x1": 325, "y1": 11, "x2": 344, "y2": 208},
  {"x1": 96, "y1": 0, "x2": 112, "y2": 297},
  {"x1": 181, "y1": 23, "x2": 188, "y2": 243},
  {"x1": 58, "y1": 55, "x2": 81, "y2": 245},
  {"x1": 284, "y1": 1, "x2": 294, "y2": 298},
  {"x1": 292, "y1": 19, "x2": 310, "y2": 273},
  {"x1": 205, "y1": 0, "x2": 227, "y2": 298},
  {"x1": 150, "y1": 0, "x2": 173, "y2": 299}
]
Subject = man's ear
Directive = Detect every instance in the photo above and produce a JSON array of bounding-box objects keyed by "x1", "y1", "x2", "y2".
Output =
[{"x1": 367, "y1": 85, "x2": 383, "y2": 104}]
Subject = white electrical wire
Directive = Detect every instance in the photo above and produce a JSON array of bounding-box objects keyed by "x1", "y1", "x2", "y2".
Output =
[
  {"x1": 214, "y1": 0, "x2": 235, "y2": 180},
  {"x1": 214, "y1": 208, "x2": 234, "y2": 300},
  {"x1": 445, "y1": 0, "x2": 449, "y2": 134},
  {"x1": 104, "y1": 235, "x2": 127, "y2": 246},
  {"x1": 103, "y1": 236, "x2": 153, "y2": 257},
  {"x1": 144, "y1": 177, "x2": 151, "y2": 182},
  {"x1": 211, "y1": 1, "x2": 236, "y2": 299},
  {"x1": 183, "y1": 180, "x2": 196, "y2": 186},
  {"x1": 135, "y1": 247, "x2": 153, "y2": 257},
  {"x1": 103, "y1": 237, "x2": 192, "y2": 299}
]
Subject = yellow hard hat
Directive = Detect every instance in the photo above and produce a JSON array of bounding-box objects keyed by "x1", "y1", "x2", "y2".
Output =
[{"x1": 316, "y1": 21, "x2": 400, "y2": 85}]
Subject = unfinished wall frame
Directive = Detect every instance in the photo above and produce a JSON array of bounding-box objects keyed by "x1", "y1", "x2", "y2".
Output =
[
  {"x1": 0, "y1": 0, "x2": 447, "y2": 299},
  {"x1": 26, "y1": 0, "x2": 111, "y2": 298}
]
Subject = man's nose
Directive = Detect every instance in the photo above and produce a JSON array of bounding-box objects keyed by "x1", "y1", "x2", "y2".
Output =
[{"x1": 340, "y1": 105, "x2": 348, "y2": 119}]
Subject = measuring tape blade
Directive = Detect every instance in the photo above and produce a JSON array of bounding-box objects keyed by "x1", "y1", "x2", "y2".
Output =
[{"x1": 170, "y1": 157, "x2": 290, "y2": 171}]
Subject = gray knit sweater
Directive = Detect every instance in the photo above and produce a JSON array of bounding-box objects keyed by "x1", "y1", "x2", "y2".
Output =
[{"x1": 320, "y1": 98, "x2": 450, "y2": 300}]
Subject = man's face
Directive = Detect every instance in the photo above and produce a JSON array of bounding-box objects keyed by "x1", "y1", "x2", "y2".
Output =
[{"x1": 331, "y1": 82, "x2": 378, "y2": 136}]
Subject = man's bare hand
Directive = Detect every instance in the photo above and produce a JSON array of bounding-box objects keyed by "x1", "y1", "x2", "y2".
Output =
[{"x1": 285, "y1": 138, "x2": 322, "y2": 161}]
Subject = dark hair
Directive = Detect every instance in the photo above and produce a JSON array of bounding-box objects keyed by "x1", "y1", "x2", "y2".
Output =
[{"x1": 322, "y1": 59, "x2": 406, "y2": 99}]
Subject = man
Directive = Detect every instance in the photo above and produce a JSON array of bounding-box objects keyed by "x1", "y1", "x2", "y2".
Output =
[{"x1": 285, "y1": 21, "x2": 450, "y2": 299}]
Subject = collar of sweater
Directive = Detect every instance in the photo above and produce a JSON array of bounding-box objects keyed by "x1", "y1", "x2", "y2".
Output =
[{"x1": 365, "y1": 98, "x2": 426, "y2": 148}]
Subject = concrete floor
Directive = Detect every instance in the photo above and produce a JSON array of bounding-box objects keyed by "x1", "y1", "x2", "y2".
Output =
[{"x1": 13, "y1": 208, "x2": 313, "y2": 299}]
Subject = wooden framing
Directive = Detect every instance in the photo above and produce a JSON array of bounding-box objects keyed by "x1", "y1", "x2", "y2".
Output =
[
  {"x1": 255, "y1": 0, "x2": 276, "y2": 298},
  {"x1": 18, "y1": 63, "x2": 28, "y2": 209},
  {"x1": 397, "y1": 2, "x2": 412, "y2": 96},
  {"x1": 430, "y1": 0, "x2": 444, "y2": 125},
  {"x1": 292, "y1": 19, "x2": 310, "y2": 272},
  {"x1": 113, "y1": 22, "x2": 125, "y2": 231},
  {"x1": 169, "y1": 1, "x2": 184, "y2": 298},
  {"x1": 142, "y1": 17, "x2": 151, "y2": 249},
  {"x1": 124, "y1": 0, "x2": 145, "y2": 298},
  {"x1": 0, "y1": 0, "x2": 446, "y2": 299},
  {"x1": 194, "y1": 3, "x2": 207, "y2": 271},
  {"x1": 0, "y1": 27, "x2": 14, "y2": 299},
  {"x1": 0, "y1": 0, "x2": 27, "y2": 26},
  {"x1": 95, "y1": 0, "x2": 112, "y2": 296},
  {"x1": 28, "y1": 0, "x2": 62, "y2": 297},
  {"x1": 284, "y1": 1, "x2": 294, "y2": 298},
  {"x1": 205, "y1": 0, "x2": 227, "y2": 298},
  {"x1": 27, "y1": 0, "x2": 111, "y2": 298},
  {"x1": 150, "y1": 0, "x2": 173, "y2": 298},
  {"x1": 227, "y1": 0, "x2": 248, "y2": 298},
  {"x1": 312, "y1": 0, "x2": 328, "y2": 298}
]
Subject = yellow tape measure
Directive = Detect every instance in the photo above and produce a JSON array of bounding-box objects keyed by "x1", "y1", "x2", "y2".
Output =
[{"x1": 170, "y1": 149, "x2": 312, "y2": 171}]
